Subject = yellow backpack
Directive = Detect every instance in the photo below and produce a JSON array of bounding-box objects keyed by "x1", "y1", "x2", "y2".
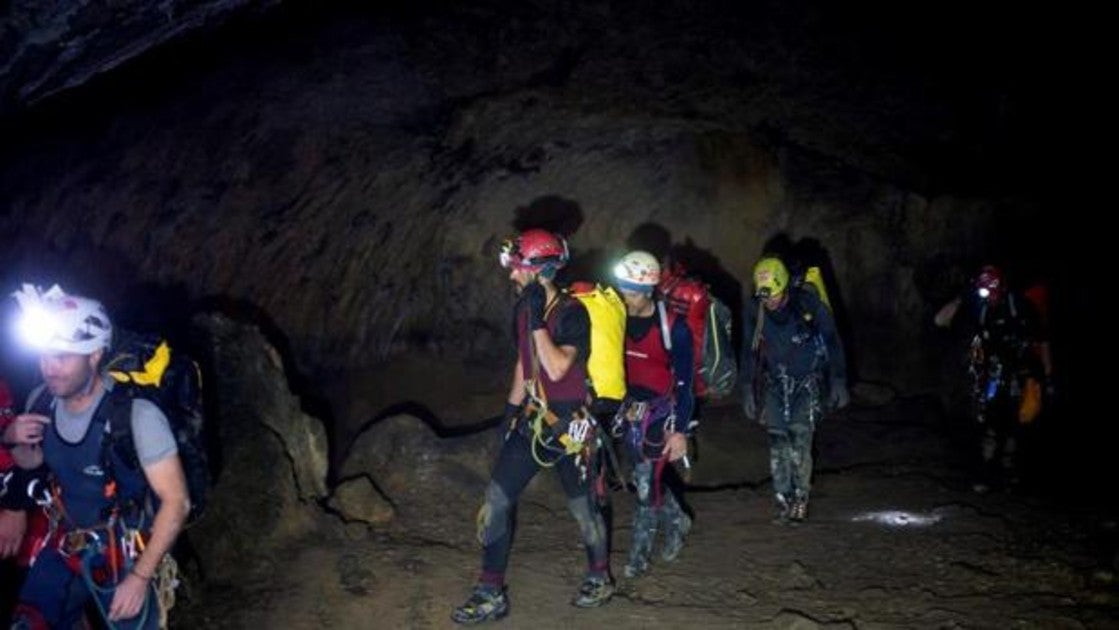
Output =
[
  {"x1": 801, "y1": 266, "x2": 832, "y2": 311},
  {"x1": 568, "y1": 282, "x2": 627, "y2": 404}
]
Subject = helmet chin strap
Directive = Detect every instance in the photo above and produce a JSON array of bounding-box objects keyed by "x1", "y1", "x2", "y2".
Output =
[
  {"x1": 537, "y1": 264, "x2": 557, "y2": 281},
  {"x1": 81, "y1": 371, "x2": 99, "y2": 398},
  {"x1": 77, "y1": 351, "x2": 105, "y2": 400}
]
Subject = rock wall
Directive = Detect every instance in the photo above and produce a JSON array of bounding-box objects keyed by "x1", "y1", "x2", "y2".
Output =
[{"x1": 0, "y1": 1, "x2": 1047, "y2": 394}]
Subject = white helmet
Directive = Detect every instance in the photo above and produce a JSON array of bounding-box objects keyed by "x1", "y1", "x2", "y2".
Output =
[
  {"x1": 613, "y1": 250, "x2": 661, "y2": 294},
  {"x1": 11, "y1": 284, "x2": 113, "y2": 354}
]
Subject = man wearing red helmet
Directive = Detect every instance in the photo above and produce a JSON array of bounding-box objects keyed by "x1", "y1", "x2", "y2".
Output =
[
  {"x1": 452, "y1": 229, "x2": 613, "y2": 624},
  {"x1": 935, "y1": 265, "x2": 1053, "y2": 491}
]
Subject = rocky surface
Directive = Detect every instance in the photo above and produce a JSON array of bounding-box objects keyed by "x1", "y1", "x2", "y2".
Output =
[
  {"x1": 0, "y1": 0, "x2": 278, "y2": 115},
  {"x1": 174, "y1": 395, "x2": 1119, "y2": 628},
  {"x1": 183, "y1": 314, "x2": 330, "y2": 585}
]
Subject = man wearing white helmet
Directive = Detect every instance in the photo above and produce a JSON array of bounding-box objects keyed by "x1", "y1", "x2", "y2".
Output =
[
  {"x1": 3, "y1": 285, "x2": 189, "y2": 630},
  {"x1": 611, "y1": 250, "x2": 696, "y2": 578}
]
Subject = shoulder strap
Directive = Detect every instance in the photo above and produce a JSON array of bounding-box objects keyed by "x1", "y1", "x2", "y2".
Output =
[
  {"x1": 750, "y1": 299, "x2": 766, "y2": 351},
  {"x1": 29, "y1": 386, "x2": 52, "y2": 417},
  {"x1": 527, "y1": 292, "x2": 568, "y2": 404},
  {"x1": 656, "y1": 300, "x2": 673, "y2": 352},
  {"x1": 790, "y1": 288, "x2": 819, "y2": 334},
  {"x1": 98, "y1": 389, "x2": 139, "y2": 472}
]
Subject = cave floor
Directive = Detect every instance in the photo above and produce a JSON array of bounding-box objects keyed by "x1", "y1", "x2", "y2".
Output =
[{"x1": 177, "y1": 382, "x2": 1118, "y2": 629}]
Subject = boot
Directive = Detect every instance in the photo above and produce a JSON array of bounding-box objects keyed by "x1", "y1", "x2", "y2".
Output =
[
  {"x1": 772, "y1": 494, "x2": 792, "y2": 525},
  {"x1": 660, "y1": 509, "x2": 692, "y2": 562},
  {"x1": 451, "y1": 584, "x2": 510, "y2": 625},
  {"x1": 571, "y1": 575, "x2": 615, "y2": 608},
  {"x1": 789, "y1": 496, "x2": 808, "y2": 523}
]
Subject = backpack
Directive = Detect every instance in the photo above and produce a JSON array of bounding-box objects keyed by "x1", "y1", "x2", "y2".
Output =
[
  {"x1": 795, "y1": 266, "x2": 832, "y2": 311},
  {"x1": 567, "y1": 282, "x2": 627, "y2": 405},
  {"x1": 659, "y1": 272, "x2": 738, "y2": 399},
  {"x1": 28, "y1": 332, "x2": 211, "y2": 523},
  {"x1": 104, "y1": 331, "x2": 210, "y2": 524}
]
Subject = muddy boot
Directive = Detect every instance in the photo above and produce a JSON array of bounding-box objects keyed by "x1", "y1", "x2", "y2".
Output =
[
  {"x1": 624, "y1": 504, "x2": 657, "y2": 578},
  {"x1": 660, "y1": 501, "x2": 692, "y2": 562},
  {"x1": 571, "y1": 575, "x2": 615, "y2": 608},
  {"x1": 789, "y1": 496, "x2": 808, "y2": 523},
  {"x1": 624, "y1": 541, "x2": 652, "y2": 578},
  {"x1": 771, "y1": 494, "x2": 792, "y2": 525},
  {"x1": 451, "y1": 584, "x2": 510, "y2": 625}
]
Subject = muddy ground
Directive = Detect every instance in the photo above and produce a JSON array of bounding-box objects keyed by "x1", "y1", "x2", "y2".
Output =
[{"x1": 172, "y1": 365, "x2": 1119, "y2": 630}]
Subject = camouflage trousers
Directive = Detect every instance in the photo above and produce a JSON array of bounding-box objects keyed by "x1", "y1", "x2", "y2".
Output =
[
  {"x1": 626, "y1": 459, "x2": 689, "y2": 575},
  {"x1": 762, "y1": 370, "x2": 823, "y2": 505}
]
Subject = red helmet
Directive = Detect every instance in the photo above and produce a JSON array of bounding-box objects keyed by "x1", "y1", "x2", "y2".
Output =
[
  {"x1": 499, "y1": 229, "x2": 569, "y2": 272},
  {"x1": 975, "y1": 265, "x2": 1006, "y2": 303}
]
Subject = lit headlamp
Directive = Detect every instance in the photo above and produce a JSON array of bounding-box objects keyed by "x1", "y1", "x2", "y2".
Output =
[{"x1": 498, "y1": 239, "x2": 519, "y2": 269}]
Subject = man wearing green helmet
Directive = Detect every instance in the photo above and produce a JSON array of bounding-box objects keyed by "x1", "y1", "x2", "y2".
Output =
[{"x1": 742, "y1": 256, "x2": 848, "y2": 523}]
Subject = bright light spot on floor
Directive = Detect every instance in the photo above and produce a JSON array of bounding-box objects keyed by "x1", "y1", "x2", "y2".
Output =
[{"x1": 851, "y1": 510, "x2": 942, "y2": 527}]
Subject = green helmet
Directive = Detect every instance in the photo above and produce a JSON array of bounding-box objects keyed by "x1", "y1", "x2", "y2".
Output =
[{"x1": 753, "y1": 257, "x2": 789, "y2": 298}]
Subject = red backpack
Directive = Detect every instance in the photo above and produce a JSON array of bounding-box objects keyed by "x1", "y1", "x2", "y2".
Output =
[{"x1": 658, "y1": 264, "x2": 738, "y2": 398}]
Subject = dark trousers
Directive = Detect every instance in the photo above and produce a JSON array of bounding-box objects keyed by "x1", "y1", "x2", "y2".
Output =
[
  {"x1": 477, "y1": 429, "x2": 609, "y2": 580},
  {"x1": 14, "y1": 546, "x2": 158, "y2": 630}
]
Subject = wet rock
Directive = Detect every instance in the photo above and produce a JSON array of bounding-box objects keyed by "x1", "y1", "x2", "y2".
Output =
[
  {"x1": 771, "y1": 609, "x2": 822, "y2": 629},
  {"x1": 783, "y1": 561, "x2": 822, "y2": 590},
  {"x1": 185, "y1": 314, "x2": 329, "y2": 583},
  {"x1": 339, "y1": 414, "x2": 497, "y2": 535},
  {"x1": 735, "y1": 588, "x2": 759, "y2": 605},
  {"x1": 336, "y1": 553, "x2": 376, "y2": 596},
  {"x1": 329, "y1": 475, "x2": 396, "y2": 525}
]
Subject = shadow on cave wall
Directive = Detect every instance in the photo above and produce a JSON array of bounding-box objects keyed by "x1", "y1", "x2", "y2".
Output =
[{"x1": 625, "y1": 221, "x2": 746, "y2": 356}]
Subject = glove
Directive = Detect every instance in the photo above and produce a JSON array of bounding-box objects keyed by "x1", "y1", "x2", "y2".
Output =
[
  {"x1": 828, "y1": 382, "x2": 850, "y2": 411},
  {"x1": 502, "y1": 402, "x2": 522, "y2": 424},
  {"x1": 522, "y1": 282, "x2": 547, "y2": 330},
  {"x1": 742, "y1": 394, "x2": 757, "y2": 421}
]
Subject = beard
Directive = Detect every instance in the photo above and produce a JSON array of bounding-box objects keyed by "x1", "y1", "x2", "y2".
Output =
[{"x1": 45, "y1": 366, "x2": 94, "y2": 400}]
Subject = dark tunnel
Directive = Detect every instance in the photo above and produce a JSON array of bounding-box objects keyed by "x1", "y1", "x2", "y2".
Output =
[{"x1": 1, "y1": 1, "x2": 1113, "y2": 627}]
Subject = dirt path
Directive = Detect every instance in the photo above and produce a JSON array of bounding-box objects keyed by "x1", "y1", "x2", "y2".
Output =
[{"x1": 176, "y1": 396, "x2": 1118, "y2": 629}]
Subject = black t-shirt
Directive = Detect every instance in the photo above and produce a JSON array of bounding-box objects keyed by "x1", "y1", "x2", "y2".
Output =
[{"x1": 512, "y1": 293, "x2": 591, "y2": 361}]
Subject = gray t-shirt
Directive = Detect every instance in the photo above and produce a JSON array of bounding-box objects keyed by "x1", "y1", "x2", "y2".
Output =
[{"x1": 28, "y1": 377, "x2": 178, "y2": 466}]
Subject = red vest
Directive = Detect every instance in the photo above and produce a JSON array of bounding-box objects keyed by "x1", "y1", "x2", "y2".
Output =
[{"x1": 625, "y1": 317, "x2": 673, "y2": 397}]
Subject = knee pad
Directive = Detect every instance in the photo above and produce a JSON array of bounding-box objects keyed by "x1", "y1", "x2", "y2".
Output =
[
  {"x1": 567, "y1": 495, "x2": 604, "y2": 547},
  {"x1": 632, "y1": 461, "x2": 653, "y2": 503},
  {"x1": 475, "y1": 482, "x2": 510, "y2": 546}
]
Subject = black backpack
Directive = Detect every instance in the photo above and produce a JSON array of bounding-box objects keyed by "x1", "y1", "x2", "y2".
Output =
[
  {"x1": 27, "y1": 334, "x2": 211, "y2": 523},
  {"x1": 102, "y1": 331, "x2": 210, "y2": 524}
]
